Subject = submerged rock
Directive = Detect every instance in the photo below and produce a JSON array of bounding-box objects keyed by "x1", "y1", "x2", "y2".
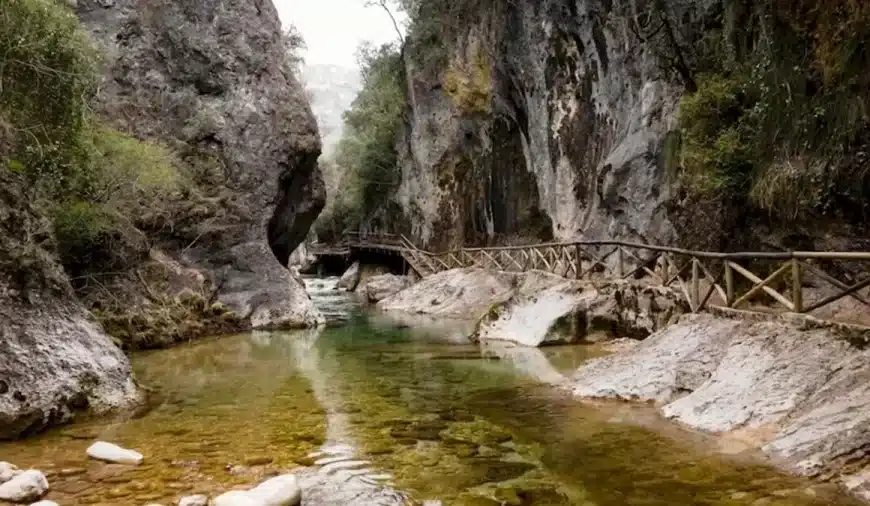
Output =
[
  {"x1": 86, "y1": 441, "x2": 144, "y2": 465},
  {"x1": 0, "y1": 469, "x2": 49, "y2": 503},
  {"x1": 572, "y1": 313, "x2": 870, "y2": 495},
  {"x1": 178, "y1": 495, "x2": 208, "y2": 506},
  {"x1": 363, "y1": 274, "x2": 413, "y2": 303}
]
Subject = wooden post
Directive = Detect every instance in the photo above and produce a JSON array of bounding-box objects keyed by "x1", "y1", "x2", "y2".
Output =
[
  {"x1": 617, "y1": 247, "x2": 625, "y2": 278},
  {"x1": 691, "y1": 257, "x2": 700, "y2": 311},
  {"x1": 575, "y1": 244, "x2": 582, "y2": 279},
  {"x1": 725, "y1": 262, "x2": 735, "y2": 307},
  {"x1": 791, "y1": 258, "x2": 803, "y2": 313}
]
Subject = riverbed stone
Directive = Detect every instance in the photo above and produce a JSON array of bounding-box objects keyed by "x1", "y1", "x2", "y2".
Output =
[
  {"x1": 86, "y1": 441, "x2": 144, "y2": 465},
  {"x1": 212, "y1": 490, "x2": 259, "y2": 506},
  {"x1": 29, "y1": 501, "x2": 60, "y2": 506},
  {"x1": 178, "y1": 495, "x2": 208, "y2": 506},
  {"x1": 0, "y1": 469, "x2": 49, "y2": 503},
  {"x1": 246, "y1": 474, "x2": 301, "y2": 506},
  {"x1": 0, "y1": 462, "x2": 19, "y2": 483}
]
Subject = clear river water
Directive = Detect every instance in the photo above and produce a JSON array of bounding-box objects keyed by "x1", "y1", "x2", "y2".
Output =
[{"x1": 0, "y1": 276, "x2": 862, "y2": 506}]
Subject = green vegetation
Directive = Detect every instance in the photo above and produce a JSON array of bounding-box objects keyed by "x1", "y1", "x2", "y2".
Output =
[
  {"x1": 315, "y1": 42, "x2": 406, "y2": 239},
  {"x1": 677, "y1": 0, "x2": 870, "y2": 224}
]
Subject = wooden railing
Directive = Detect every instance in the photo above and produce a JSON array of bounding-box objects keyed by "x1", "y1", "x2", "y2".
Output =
[
  {"x1": 312, "y1": 231, "x2": 870, "y2": 325},
  {"x1": 409, "y1": 240, "x2": 870, "y2": 325}
]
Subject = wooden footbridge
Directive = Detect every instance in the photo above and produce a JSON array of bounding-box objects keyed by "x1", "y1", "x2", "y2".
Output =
[{"x1": 310, "y1": 231, "x2": 870, "y2": 327}]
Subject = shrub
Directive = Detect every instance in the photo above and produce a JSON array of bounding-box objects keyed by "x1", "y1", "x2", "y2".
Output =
[
  {"x1": 677, "y1": 0, "x2": 870, "y2": 223},
  {"x1": 0, "y1": 0, "x2": 97, "y2": 191}
]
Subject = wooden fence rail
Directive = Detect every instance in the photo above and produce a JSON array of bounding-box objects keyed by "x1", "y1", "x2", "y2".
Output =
[{"x1": 316, "y1": 232, "x2": 870, "y2": 326}]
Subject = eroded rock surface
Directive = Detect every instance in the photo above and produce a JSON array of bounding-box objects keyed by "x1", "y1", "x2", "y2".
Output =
[
  {"x1": 337, "y1": 261, "x2": 362, "y2": 291},
  {"x1": 572, "y1": 313, "x2": 870, "y2": 495},
  {"x1": 75, "y1": 0, "x2": 325, "y2": 329},
  {"x1": 377, "y1": 268, "x2": 518, "y2": 319},
  {"x1": 474, "y1": 280, "x2": 684, "y2": 346},
  {"x1": 0, "y1": 172, "x2": 140, "y2": 439},
  {"x1": 363, "y1": 274, "x2": 413, "y2": 303}
]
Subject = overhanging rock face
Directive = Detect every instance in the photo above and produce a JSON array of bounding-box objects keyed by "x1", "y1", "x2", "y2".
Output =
[{"x1": 76, "y1": 0, "x2": 326, "y2": 328}]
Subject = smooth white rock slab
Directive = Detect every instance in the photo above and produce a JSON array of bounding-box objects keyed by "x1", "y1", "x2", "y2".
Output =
[
  {"x1": 86, "y1": 441, "x2": 143, "y2": 465},
  {"x1": 0, "y1": 469, "x2": 49, "y2": 503},
  {"x1": 29, "y1": 501, "x2": 59, "y2": 506}
]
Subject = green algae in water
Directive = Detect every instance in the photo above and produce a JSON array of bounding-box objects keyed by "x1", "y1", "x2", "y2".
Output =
[{"x1": 0, "y1": 319, "x2": 863, "y2": 506}]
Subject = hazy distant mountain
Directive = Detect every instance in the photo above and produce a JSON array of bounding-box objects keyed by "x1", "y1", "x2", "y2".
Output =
[{"x1": 301, "y1": 63, "x2": 362, "y2": 156}]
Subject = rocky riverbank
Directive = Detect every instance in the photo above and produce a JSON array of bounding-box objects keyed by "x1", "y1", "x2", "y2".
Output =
[
  {"x1": 571, "y1": 313, "x2": 870, "y2": 502},
  {"x1": 364, "y1": 265, "x2": 870, "y2": 503}
]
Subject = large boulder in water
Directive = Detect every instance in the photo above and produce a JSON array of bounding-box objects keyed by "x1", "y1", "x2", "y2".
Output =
[{"x1": 337, "y1": 261, "x2": 361, "y2": 291}]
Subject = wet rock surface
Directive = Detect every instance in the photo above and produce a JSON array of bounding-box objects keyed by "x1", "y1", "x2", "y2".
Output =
[{"x1": 572, "y1": 313, "x2": 870, "y2": 497}]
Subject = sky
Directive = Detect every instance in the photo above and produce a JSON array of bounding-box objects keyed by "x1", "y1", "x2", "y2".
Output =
[{"x1": 273, "y1": 0, "x2": 406, "y2": 68}]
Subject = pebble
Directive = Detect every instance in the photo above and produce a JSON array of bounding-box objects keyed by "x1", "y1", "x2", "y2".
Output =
[
  {"x1": 0, "y1": 469, "x2": 50, "y2": 503},
  {"x1": 56, "y1": 468, "x2": 86, "y2": 478},
  {"x1": 178, "y1": 495, "x2": 209, "y2": 506},
  {"x1": 86, "y1": 441, "x2": 144, "y2": 465}
]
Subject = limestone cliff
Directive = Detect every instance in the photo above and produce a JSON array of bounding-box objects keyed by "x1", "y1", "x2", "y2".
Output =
[
  {"x1": 75, "y1": 0, "x2": 326, "y2": 328},
  {"x1": 378, "y1": 0, "x2": 708, "y2": 250},
  {"x1": 0, "y1": 170, "x2": 139, "y2": 439},
  {"x1": 375, "y1": 0, "x2": 868, "y2": 254}
]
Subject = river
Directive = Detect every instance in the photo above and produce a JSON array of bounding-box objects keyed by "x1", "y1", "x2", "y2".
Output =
[{"x1": 0, "y1": 276, "x2": 861, "y2": 505}]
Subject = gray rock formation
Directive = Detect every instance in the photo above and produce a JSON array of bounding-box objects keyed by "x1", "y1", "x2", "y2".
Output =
[
  {"x1": 362, "y1": 274, "x2": 412, "y2": 303},
  {"x1": 75, "y1": 0, "x2": 325, "y2": 328},
  {"x1": 571, "y1": 313, "x2": 870, "y2": 498},
  {"x1": 474, "y1": 280, "x2": 685, "y2": 346},
  {"x1": 0, "y1": 172, "x2": 140, "y2": 439},
  {"x1": 377, "y1": 0, "x2": 720, "y2": 250},
  {"x1": 377, "y1": 268, "x2": 518, "y2": 319}
]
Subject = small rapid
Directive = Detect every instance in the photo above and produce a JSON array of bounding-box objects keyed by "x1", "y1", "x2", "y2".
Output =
[{"x1": 301, "y1": 275, "x2": 361, "y2": 324}]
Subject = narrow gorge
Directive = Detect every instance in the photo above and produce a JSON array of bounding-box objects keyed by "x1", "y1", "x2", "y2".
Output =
[{"x1": 3, "y1": 0, "x2": 870, "y2": 505}]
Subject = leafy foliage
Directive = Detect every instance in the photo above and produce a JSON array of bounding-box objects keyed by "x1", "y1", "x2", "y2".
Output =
[
  {"x1": 315, "y1": 43, "x2": 406, "y2": 238},
  {"x1": 0, "y1": 0, "x2": 97, "y2": 191},
  {"x1": 678, "y1": 0, "x2": 870, "y2": 223}
]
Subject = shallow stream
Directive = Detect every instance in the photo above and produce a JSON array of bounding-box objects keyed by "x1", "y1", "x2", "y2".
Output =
[{"x1": 0, "y1": 277, "x2": 861, "y2": 505}]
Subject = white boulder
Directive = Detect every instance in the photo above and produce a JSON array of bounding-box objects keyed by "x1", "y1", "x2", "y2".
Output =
[
  {"x1": 211, "y1": 490, "x2": 260, "y2": 506},
  {"x1": 29, "y1": 501, "x2": 59, "y2": 506},
  {"x1": 211, "y1": 474, "x2": 301, "y2": 506},
  {"x1": 179, "y1": 495, "x2": 208, "y2": 506},
  {"x1": 0, "y1": 462, "x2": 19, "y2": 483},
  {"x1": 86, "y1": 441, "x2": 143, "y2": 465},
  {"x1": 248, "y1": 474, "x2": 301, "y2": 506},
  {"x1": 0, "y1": 469, "x2": 49, "y2": 503}
]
